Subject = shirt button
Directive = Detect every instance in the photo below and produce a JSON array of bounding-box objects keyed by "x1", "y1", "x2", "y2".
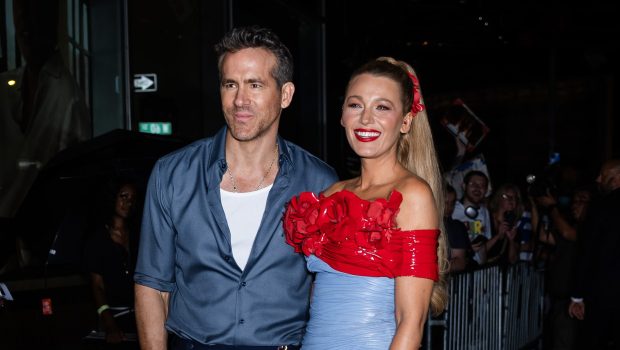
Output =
[
  {"x1": 223, "y1": 255, "x2": 230, "y2": 261},
  {"x1": 241, "y1": 281, "x2": 247, "y2": 287},
  {"x1": 239, "y1": 319, "x2": 245, "y2": 324}
]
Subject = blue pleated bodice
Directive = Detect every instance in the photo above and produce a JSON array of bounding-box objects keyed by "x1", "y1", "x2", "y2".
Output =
[{"x1": 302, "y1": 255, "x2": 395, "y2": 349}]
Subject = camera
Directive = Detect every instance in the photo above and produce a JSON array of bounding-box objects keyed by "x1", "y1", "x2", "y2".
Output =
[
  {"x1": 471, "y1": 234, "x2": 488, "y2": 245},
  {"x1": 526, "y1": 152, "x2": 560, "y2": 198},
  {"x1": 525, "y1": 173, "x2": 556, "y2": 198}
]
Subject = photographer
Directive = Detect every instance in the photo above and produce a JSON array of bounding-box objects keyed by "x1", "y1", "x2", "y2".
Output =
[
  {"x1": 487, "y1": 184, "x2": 521, "y2": 264},
  {"x1": 535, "y1": 190, "x2": 581, "y2": 243}
]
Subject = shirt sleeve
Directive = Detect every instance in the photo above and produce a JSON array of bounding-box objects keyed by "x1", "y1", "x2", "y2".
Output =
[
  {"x1": 446, "y1": 219, "x2": 470, "y2": 250},
  {"x1": 133, "y1": 160, "x2": 177, "y2": 292}
]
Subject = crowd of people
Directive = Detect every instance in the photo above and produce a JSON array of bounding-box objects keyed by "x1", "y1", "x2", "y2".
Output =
[
  {"x1": 443, "y1": 168, "x2": 534, "y2": 270},
  {"x1": 442, "y1": 146, "x2": 620, "y2": 348}
]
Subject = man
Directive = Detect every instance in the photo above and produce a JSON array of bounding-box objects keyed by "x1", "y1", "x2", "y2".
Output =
[
  {"x1": 134, "y1": 26, "x2": 337, "y2": 350},
  {"x1": 536, "y1": 186, "x2": 592, "y2": 350},
  {"x1": 451, "y1": 170, "x2": 500, "y2": 263},
  {"x1": 568, "y1": 159, "x2": 620, "y2": 349}
]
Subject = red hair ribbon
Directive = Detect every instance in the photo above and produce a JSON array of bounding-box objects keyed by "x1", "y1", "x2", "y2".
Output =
[{"x1": 407, "y1": 72, "x2": 425, "y2": 116}]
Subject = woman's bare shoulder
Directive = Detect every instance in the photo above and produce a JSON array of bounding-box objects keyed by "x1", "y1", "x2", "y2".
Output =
[
  {"x1": 394, "y1": 175, "x2": 438, "y2": 230},
  {"x1": 395, "y1": 174, "x2": 433, "y2": 199}
]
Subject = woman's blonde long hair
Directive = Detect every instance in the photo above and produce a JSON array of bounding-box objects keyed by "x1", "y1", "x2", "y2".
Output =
[{"x1": 348, "y1": 57, "x2": 448, "y2": 314}]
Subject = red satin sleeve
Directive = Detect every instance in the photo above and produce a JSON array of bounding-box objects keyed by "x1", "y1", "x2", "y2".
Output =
[{"x1": 395, "y1": 229, "x2": 440, "y2": 280}]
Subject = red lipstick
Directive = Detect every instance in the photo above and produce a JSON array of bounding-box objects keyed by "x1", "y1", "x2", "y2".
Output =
[{"x1": 354, "y1": 128, "x2": 381, "y2": 142}]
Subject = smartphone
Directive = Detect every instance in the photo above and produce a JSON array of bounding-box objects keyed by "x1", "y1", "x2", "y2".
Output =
[
  {"x1": 471, "y1": 235, "x2": 488, "y2": 245},
  {"x1": 503, "y1": 211, "x2": 517, "y2": 228}
]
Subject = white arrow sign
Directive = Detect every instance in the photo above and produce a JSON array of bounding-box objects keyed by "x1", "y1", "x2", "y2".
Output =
[{"x1": 133, "y1": 73, "x2": 157, "y2": 92}]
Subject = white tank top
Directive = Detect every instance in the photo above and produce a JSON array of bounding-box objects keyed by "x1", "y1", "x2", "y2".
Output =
[{"x1": 220, "y1": 184, "x2": 272, "y2": 270}]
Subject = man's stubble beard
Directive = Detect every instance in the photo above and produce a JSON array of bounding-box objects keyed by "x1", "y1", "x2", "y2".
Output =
[{"x1": 225, "y1": 106, "x2": 281, "y2": 143}]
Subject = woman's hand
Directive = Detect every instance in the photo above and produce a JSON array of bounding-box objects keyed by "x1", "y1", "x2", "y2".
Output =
[{"x1": 505, "y1": 224, "x2": 518, "y2": 241}]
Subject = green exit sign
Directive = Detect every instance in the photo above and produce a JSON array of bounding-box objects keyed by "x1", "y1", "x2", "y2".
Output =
[{"x1": 139, "y1": 122, "x2": 172, "y2": 135}]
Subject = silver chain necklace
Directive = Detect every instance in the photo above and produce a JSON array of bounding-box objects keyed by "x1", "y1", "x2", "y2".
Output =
[{"x1": 227, "y1": 144, "x2": 278, "y2": 193}]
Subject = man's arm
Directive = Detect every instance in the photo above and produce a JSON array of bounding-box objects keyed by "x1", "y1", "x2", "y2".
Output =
[
  {"x1": 135, "y1": 284, "x2": 170, "y2": 350},
  {"x1": 536, "y1": 193, "x2": 577, "y2": 241}
]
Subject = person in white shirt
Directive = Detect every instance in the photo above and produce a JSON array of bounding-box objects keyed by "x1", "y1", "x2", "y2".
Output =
[{"x1": 452, "y1": 170, "x2": 502, "y2": 264}]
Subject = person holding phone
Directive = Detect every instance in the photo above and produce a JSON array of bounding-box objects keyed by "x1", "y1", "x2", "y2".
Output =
[{"x1": 487, "y1": 183, "x2": 522, "y2": 264}]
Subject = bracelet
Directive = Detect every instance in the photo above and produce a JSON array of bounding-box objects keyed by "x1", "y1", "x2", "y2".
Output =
[{"x1": 97, "y1": 304, "x2": 110, "y2": 315}]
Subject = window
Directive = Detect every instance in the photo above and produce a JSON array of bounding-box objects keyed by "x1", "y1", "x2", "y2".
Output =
[{"x1": 66, "y1": 0, "x2": 91, "y2": 107}]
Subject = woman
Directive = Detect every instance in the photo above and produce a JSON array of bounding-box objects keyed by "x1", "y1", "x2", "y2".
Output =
[
  {"x1": 487, "y1": 183, "x2": 523, "y2": 264},
  {"x1": 284, "y1": 57, "x2": 447, "y2": 349},
  {"x1": 84, "y1": 177, "x2": 140, "y2": 345}
]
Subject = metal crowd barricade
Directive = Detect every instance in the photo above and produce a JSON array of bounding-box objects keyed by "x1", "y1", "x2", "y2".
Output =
[
  {"x1": 502, "y1": 262, "x2": 544, "y2": 350},
  {"x1": 426, "y1": 262, "x2": 544, "y2": 350}
]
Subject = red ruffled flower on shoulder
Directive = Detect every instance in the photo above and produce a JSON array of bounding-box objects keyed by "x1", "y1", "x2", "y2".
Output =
[{"x1": 283, "y1": 190, "x2": 439, "y2": 281}]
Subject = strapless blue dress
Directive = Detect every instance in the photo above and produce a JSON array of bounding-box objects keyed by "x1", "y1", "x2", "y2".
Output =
[
  {"x1": 302, "y1": 255, "x2": 395, "y2": 349},
  {"x1": 283, "y1": 190, "x2": 440, "y2": 349}
]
